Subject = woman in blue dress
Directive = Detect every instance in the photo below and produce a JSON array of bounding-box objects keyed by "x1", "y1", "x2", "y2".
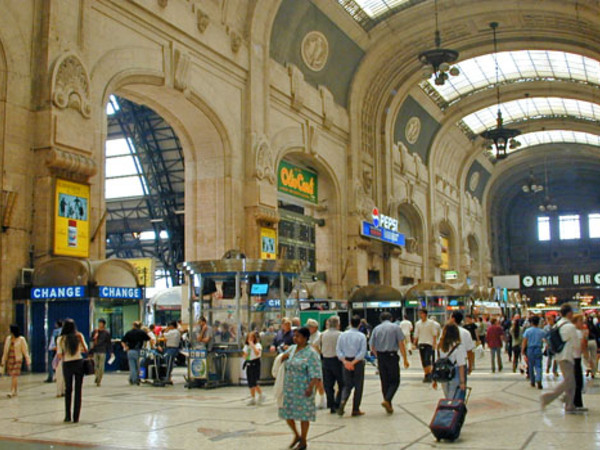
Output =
[{"x1": 279, "y1": 327, "x2": 322, "y2": 450}]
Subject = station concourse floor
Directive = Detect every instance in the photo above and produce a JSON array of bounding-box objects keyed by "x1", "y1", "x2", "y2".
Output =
[{"x1": 0, "y1": 350, "x2": 598, "y2": 450}]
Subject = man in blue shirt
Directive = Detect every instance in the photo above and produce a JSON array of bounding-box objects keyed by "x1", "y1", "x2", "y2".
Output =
[
  {"x1": 370, "y1": 312, "x2": 409, "y2": 414},
  {"x1": 336, "y1": 315, "x2": 367, "y2": 417},
  {"x1": 522, "y1": 315, "x2": 545, "y2": 389}
]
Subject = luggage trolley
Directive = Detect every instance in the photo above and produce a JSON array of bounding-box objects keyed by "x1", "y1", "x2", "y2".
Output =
[{"x1": 139, "y1": 349, "x2": 172, "y2": 387}]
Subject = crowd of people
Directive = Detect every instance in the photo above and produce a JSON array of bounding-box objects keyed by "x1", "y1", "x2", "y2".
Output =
[{"x1": 0, "y1": 304, "x2": 598, "y2": 444}]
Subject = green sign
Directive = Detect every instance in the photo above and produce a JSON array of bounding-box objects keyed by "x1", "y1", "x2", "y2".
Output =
[{"x1": 278, "y1": 161, "x2": 318, "y2": 204}]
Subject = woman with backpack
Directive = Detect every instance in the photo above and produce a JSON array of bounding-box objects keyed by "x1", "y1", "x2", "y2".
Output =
[{"x1": 432, "y1": 323, "x2": 467, "y2": 400}]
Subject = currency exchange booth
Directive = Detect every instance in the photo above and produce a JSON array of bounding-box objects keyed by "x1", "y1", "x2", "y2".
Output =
[
  {"x1": 181, "y1": 256, "x2": 306, "y2": 388},
  {"x1": 13, "y1": 258, "x2": 143, "y2": 373}
]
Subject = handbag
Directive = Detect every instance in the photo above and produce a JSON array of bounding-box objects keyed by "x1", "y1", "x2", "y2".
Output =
[
  {"x1": 432, "y1": 344, "x2": 459, "y2": 382},
  {"x1": 83, "y1": 357, "x2": 95, "y2": 376}
]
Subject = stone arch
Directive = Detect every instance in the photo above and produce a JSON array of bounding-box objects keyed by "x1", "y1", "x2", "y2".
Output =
[
  {"x1": 271, "y1": 126, "x2": 345, "y2": 297},
  {"x1": 91, "y1": 51, "x2": 238, "y2": 262},
  {"x1": 395, "y1": 201, "x2": 425, "y2": 256}
]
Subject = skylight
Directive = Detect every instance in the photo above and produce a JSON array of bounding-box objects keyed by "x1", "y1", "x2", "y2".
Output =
[
  {"x1": 336, "y1": 0, "x2": 416, "y2": 29},
  {"x1": 424, "y1": 50, "x2": 600, "y2": 106},
  {"x1": 516, "y1": 130, "x2": 600, "y2": 151},
  {"x1": 461, "y1": 97, "x2": 600, "y2": 135},
  {"x1": 105, "y1": 138, "x2": 148, "y2": 200}
]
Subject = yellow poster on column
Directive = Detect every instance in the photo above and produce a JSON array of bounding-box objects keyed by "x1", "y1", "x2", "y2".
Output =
[
  {"x1": 124, "y1": 258, "x2": 156, "y2": 287},
  {"x1": 54, "y1": 179, "x2": 90, "y2": 258},
  {"x1": 260, "y1": 228, "x2": 277, "y2": 260}
]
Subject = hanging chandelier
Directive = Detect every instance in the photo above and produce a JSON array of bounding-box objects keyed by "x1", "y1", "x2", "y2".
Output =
[
  {"x1": 480, "y1": 22, "x2": 521, "y2": 160},
  {"x1": 522, "y1": 170, "x2": 544, "y2": 194},
  {"x1": 418, "y1": 0, "x2": 460, "y2": 86},
  {"x1": 538, "y1": 160, "x2": 557, "y2": 212}
]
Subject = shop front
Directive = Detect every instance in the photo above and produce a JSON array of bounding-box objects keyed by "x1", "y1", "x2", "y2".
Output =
[
  {"x1": 13, "y1": 258, "x2": 143, "y2": 373},
  {"x1": 520, "y1": 271, "x2": 600, "y2": 310}
]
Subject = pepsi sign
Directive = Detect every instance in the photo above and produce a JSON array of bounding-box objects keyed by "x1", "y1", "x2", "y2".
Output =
[{"x1": 371, "y1": 207, "x2": 398, "y2": 231}]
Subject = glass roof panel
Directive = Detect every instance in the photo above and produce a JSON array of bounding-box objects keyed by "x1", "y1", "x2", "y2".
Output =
[
  {"x1": 512, "y1": 130, "x2": 600, "y2": 152},
  {"x1": 348, "y1": 0, "x2": 411, "y2": 18},
  {"x1": 426, "y1": 50, "x2": 600, "y2": 104},
  {"x1": 105, "y1": 137, "x2": 148, "y2": 200},
  {"x1": 105, "y1": 177, "x2": 146, "y2": 200},
  {"x1": 461, "y1": 97, "x2": 600, "y2": 134}
]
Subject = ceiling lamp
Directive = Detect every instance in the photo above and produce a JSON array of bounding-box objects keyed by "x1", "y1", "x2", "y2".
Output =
[
  {"x1": 522, "y1": 169, "x2": 544, "y2": 194},
  {"x1": 418, "y1": 0, "x2": 460, "y2": 86},
  {"x1": 480, "y1": 22, "x2": 521, "y2": 160},
  {"x1": 538, "y1": 159, "x2": 557, "y2": 212}
]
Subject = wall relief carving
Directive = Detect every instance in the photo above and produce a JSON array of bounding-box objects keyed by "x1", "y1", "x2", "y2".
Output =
[
  {"x1": 319, "y1": 85, "x2": 334, "y2": 129},
  {"x1": 302, "y1": 121, "x2": 319, "y2": 155},
  {"x1": 301, "y1": 31, "x2": 329, "y2": 72},
  {"x1": 354, "y1": 167, "x2": 375, "y2": 221},
  {"x1": 43, "y1": 147, "x2": 97, "y2": 181},
  {"x1": 173, "y1": 48, "x2": 191, "y2": 92},
  {"x1": 405, "y1": 116, "x2": 421, "y2": 144},
  {"x1": 51, "y1": 52, "x2": 92, "y2": 119},
  {"x1": 287, "y1": 64, "x2": 305, "y2": 110},
  {"x1": 253, "y1": 133, "x2": 276, "y2": 185},
  {"x1": 192, "y1": 5, "x2": 209, "y2": 33}
]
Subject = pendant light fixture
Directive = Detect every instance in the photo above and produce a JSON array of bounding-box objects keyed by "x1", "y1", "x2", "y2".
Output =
[
  {"x1": 480, "y1": 22, "x2": 521, "y2": 160},
  {"x1": 538, "y1": 159, "x2": 557, "y2": 212},
  {"x1": 418, "y1": 0, "x2": 460, "y2": 85}
]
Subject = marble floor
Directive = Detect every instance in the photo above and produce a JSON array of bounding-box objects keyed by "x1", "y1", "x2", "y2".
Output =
[{"x1": 0, "y1": 350, "x2": 598, "y2": 450}]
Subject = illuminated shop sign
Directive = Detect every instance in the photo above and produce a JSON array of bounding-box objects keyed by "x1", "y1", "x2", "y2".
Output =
[
  {"x1": 98, "y1": 286, "x2": 143, "y2": 299},
  {"x1": 360, "y1": 207, "x2": 405, "y2": 247},
  {"x1": 31, "y1": 286, "x2": 86, "y2": 300},
  {"x1": 521, "y1": 273, "x2": 600, "y2": 289},
  {"x1": 277, "y1": 161, "x2": 318, "y2": 204}
]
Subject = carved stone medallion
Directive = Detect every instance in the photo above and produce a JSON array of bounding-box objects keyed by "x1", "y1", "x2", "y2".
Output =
[
  {"x1": 301, "y1": 31, "x2": 329, "y2": 72},
  {"x1": 405, "y1": 117, "x2": 421, "y2": 144}
]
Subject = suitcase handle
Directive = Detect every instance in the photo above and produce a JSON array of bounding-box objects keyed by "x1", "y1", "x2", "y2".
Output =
[{"x1": 454, "y1": 386, "x2": 472, "y2": 404}]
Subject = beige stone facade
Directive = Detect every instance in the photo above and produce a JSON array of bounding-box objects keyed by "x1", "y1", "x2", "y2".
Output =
[{"x1": 0, "y1": 0, "x2": 598, "y2": 330}]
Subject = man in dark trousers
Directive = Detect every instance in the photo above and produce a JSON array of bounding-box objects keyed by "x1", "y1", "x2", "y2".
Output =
[
  {"x1": 90, "y1": 318, "x2": 112, "y2": 387},
  {"x1": 370, "y1": 312, "x2": 410, "y2": 414},
  {"x1": 316, "y1": 316, "x2": 344, "y2": 413},
  {"x1": 336, "y1": 315, "x2": 367, "y2": 417},
  {"x1": 121, "y1": 321, "x2": 150, "y2": 385}
]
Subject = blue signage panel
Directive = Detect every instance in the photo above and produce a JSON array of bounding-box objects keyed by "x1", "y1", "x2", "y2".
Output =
[
  {"x1": 98, "y1": 286, "x2": 143, "y2": 299},
  {"x1": 31, "y1": 286, "x2": 86, "y2": 300},
  {"x1": 361, "y1": 221, "x2": 405, "y2": 247}
]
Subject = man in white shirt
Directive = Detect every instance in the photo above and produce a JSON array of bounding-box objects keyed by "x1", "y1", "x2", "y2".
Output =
[
  {"x1": 448, "y1": 311, "x2": 475, "y2": 375},
  {"x1": 398, "y1": 315, "x2": 413, "y2": 355},
  {"x1": 413, "y1": 309, "x2": 439, "y2": 383},
  {"x1": 540, "y1": 304, "x2": 580, "y2": 413}
]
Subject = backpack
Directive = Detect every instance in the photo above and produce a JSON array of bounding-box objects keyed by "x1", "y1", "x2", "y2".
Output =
[
  {"x1": 547, "y1": 322, "x2": 567, "y2": 355},
  {"x1": 432, "y1": 344, "x2": 459, "y2": 382}
]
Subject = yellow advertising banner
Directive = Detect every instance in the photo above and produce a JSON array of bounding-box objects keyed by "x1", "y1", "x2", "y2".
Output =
[
  {"x1": 440, "y1": 235, "x2": 450, "y2": 270},
  {"x1": 54, "y1": 179, "x2": 90, "y2": 258},
  {"x1": 124, "y1": 258, "x2": 156, "y2": 287},
  {"x1": 260, "y1": 227, "x2": 277, "y2": 260}
]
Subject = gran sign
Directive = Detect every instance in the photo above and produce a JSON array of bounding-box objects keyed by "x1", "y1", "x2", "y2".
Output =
[{"x1": 522, "y1": 273, "x2": 600, "y2": 289}]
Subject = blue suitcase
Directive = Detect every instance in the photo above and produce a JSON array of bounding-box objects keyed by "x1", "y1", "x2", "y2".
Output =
[{"x1": 430, "y1": 398, "x2": 467, "y2": 442}]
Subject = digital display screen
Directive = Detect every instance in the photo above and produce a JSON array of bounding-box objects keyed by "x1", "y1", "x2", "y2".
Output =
[
  {"x1": 250, "y1": 283, "x2": 269, "y2": 296},
  {"x1": 449, "y1": 299, "x2": 459, "y2": 306}
]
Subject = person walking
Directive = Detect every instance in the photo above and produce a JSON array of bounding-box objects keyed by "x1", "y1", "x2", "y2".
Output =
[
  {"x1": 279, "y1": 327, "x2": 322, "y2": 450},
  {"x1": 398, "y1": 315, "x2": 413, "y2": 355},
  {"x1": 45, "y1": 320, "x2": 63, "y2": 383},
  {"x1": 316, "y1": 316, "x2": 344, "y2": 414},
  {"x1": 336, "y1": 315, "x2": 367, "y2": 417},
  {"x1": 522, "y1": 315, "x2": 545, "y2": 389},
  {"x1": 510, "y1": 318, "x2": 524, "y2": 373},
  {"x1": 414, "y1": 309, "x2": 439, "y2": 383},
  {"x1": 585, "y1": 314, "x2": 598, "y2": 379},
  {"x1": 448, "y1": 312, "x2": 475, "y2": 376},
  {"x1": 162, "y1": 320, "x2": 181, "y2": 382},
  {"x1": 572, "y1": 314, "x2": 588, "y2": 412},
  {"x1": 369, "y1": 312, "x2": 409, "y2": 414},
  {"x1": 121, "y1": 321, "x2": 150, "y2": 385},
  {"x1": 90, "y1": 318, "x2": 112, "y2": 387},
  {"x1": 57, "y1": 319, "x2": 87, "y2": 423},
  {"x1": 432, "y1": 323, "x2": 467, "y2": 400},
  {"x1": 243, "y1": 331, "x2": 265, "y2": 406},
  {"x1": 544, "y1": 314, "x2": 559, "y2": 376},
  {"x1": 1, "y1": 324, "x2": 31, "y2": 398},
  {"x1": 477, "y1": 317, "x2": 487, "y2": 348},
  {"x1": 487, "y1": 318, "x2": 504, "y2": 373},
  {"x1": 540, "y1": 305, "x2": 580, "y2": 413},
  {"x1": 306, "y1": 319, "x2": 326, "y2": 409}
]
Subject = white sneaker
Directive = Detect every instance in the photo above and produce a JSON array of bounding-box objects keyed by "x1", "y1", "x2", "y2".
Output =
[
  {"x1": 247, "y1": 397, "x2": 256, "y2": 406},
  {"x1": 258, "y1": 394, "x2": 266, "y2": 405},
  {"x1": 318, "y1": 395, "x2": 326, "y2": 410}
]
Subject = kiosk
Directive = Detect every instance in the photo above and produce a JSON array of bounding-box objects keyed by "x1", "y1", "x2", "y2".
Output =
[
  {"x1": 180, "y1": 255, "x2": 306, "y2": 389},
  {"x1": 347, "y1": 285, "x2": 405, "y2": 326},
  {"x1": 405, "y1": 282, "x2": 471, "y2": 325},
  {"x1": 13, "y1": 258, "x2": 143, "y2": 373}
]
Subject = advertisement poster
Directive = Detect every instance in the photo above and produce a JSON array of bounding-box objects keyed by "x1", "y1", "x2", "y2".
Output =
[
  {"x1": 54, "y1": 179, "x2": 90, "y2": 258},
  {"x1": 125, "y1": 258, "x2": 156, "y2": 287},
  {"x1": 440, "y1": 235, "x2": 450, "y2": 270},
  {"x1": 277, "y1": 161, "x2": 318, "y2": 204},
  {"x1": 260, "y1": 227, "x2": 277, "y2": 260}
]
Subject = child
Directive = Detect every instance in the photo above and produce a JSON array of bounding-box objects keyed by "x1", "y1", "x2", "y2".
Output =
[{"x1": 243, "y1": 331, "x2": 265, "y2": 405}]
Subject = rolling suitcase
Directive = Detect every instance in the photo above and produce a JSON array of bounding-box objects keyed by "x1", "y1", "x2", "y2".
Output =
[{"x1": 429, "y1": 388, "x2": 471, "y2": 442}]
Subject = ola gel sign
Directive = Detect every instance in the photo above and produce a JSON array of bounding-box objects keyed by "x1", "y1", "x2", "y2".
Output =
[{"x1": 278, "y1": 161, "x2": 318, "y2": 204}]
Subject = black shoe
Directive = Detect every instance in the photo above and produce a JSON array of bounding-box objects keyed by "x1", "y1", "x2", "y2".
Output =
[
  {"x1": 537, "y1": 382, "x2": 543, "y2": 390},
  {"x1": 530, "y1": 381, "x2": 535, "y2": 388},
  {"x1": 336, "y1": 402, "x2": 346, "y2": 416},
  {"x1": 44, "y1": 379, "x2": 53, "y2": 383},
  {"x1": 64, "y1": 417, "x2": 71, "y2": 423},
  {"x1": 289, "y1": 437, "x2": 301, "y2": 449}
]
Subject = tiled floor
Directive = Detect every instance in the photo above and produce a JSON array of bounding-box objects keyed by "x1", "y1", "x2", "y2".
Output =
[{"x1": 0, "y1": 350, "x2": 598, "y2": 449}]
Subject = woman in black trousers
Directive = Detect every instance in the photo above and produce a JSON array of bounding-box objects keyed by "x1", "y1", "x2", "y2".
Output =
[
  {"x1": 573, "y1": 314, "x2": 588, "y2": 411},
  {"x1": 57, "y1": 319, "x2": 88, "y2": 423}
]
